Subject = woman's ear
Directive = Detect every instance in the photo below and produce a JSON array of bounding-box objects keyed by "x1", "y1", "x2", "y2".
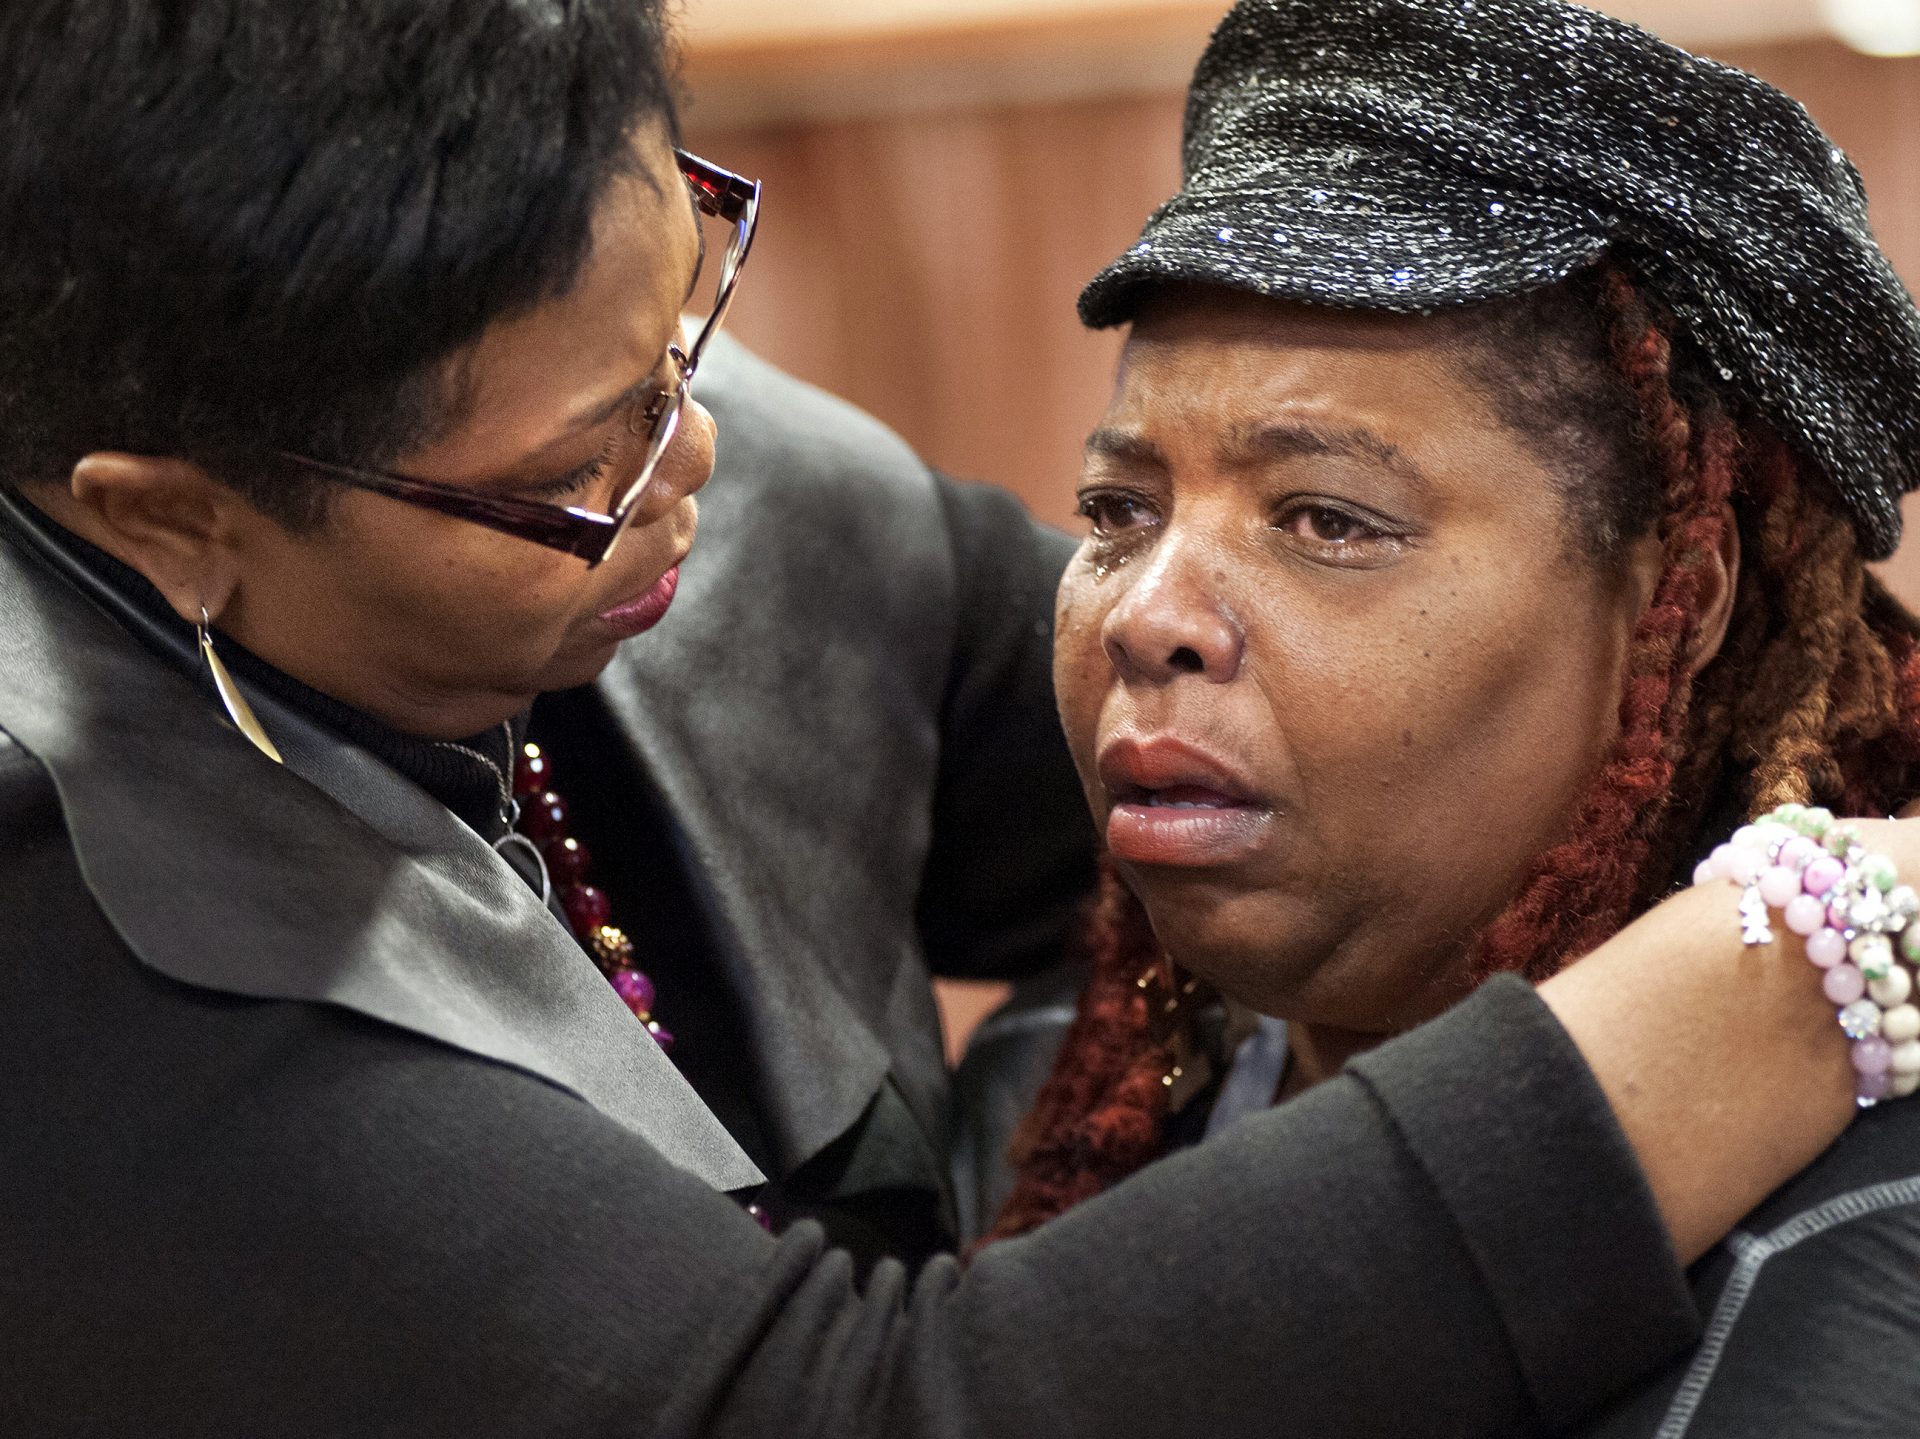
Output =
[
  {"x1": 1686, "y1": 502, "x2": 1741, "y2": 673},
  {"x1": 1612, "y1": 502, "x2": 1740, "y2": 674},
  {"x1": 65, "y1": 452, "x2": 247, "y2": 624}
]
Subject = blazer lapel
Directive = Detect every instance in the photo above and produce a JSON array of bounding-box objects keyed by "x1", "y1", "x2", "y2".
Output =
[
  {"x1": 591, "y1": 340, "x2": 956, "y2": 1184},
  {"x1": 592, "y1": 657, "x2": 901, "y2": 1180},
  {"x1": 0, "y1": 509, "x2": 761, "y2": 1193}
]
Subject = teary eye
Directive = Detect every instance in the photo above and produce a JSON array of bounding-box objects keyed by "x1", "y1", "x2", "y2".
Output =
[
  {"x1": 1269, "y1": 498, "x2": 1411, "y2": 570},
  {"x1": 1276, "y1": 503, "x2": 1377, "y2": 544},
  {"x1": 1076, "y1": 489, "x2": 1160, "y2": 534}
]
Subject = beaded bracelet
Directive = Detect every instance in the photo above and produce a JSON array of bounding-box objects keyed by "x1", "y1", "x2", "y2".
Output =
[{"x1": 1693, "y1": 803, "x2": 1920, "y2": 1107}]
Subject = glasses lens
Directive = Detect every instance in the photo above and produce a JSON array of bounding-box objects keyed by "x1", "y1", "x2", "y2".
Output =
[
  {"x1": 588, "y1": 156, "x2": 753, "y2": 558},
  {"x1": 609, "y1": 381, "x2": 687, "y2": 521},
  {"x1": 685, "y1": 218, "x2": 740, "y2": 350},
  {"x1": 701, "y1": 216, "x2": 751, "y2": 350},
  {"x1": 682, "y1": 185, "x2": 756, "y2": 375}
]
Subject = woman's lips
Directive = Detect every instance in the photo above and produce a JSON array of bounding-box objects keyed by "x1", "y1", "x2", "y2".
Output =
[
  {"x1": 1106, "y1": 791, "x2": 1271, "y2": 867},
  {"x1": 597, "y1": 565, "x2": 680, "y2": 639},
  {"x1": 1098, "y1": 737, "x2": 1273, "y2": 868}
]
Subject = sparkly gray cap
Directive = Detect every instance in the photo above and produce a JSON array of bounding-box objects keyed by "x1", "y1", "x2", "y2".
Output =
[{"x1": 1080, "y1": 0, "x2": 1920, "y2": 558}]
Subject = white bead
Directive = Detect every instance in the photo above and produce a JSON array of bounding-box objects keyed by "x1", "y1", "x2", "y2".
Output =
[
  {"x1": 1866, "y1": 960, "x2": 1912, "y2": 1006},
  {"x1": 1732, "y1": 824, "x2": 1768, "y2": 852},
  {"x1": 1851, "y1": 932, "x2": 1894, "y2": 973},
  {"x1": 1891, "y1": 1040, "x2": 1920, "y2": 1077},
  {"x1": 1897, "y1": 1072, "x2": 1920, "y2": 1099},
  {"x1": 1693, "y1": 859, "x2": 1716, "y2": 887},
  {"x1": 1882, "y1": 1004, "x2": 1920, "y2": 1043},
  {"x1": 1870, "y1": 968, "x2": 1914, "y2": 1010},
  {"x1": 1839, "y1": 999, "x2": 1882, "y2": 1039}
]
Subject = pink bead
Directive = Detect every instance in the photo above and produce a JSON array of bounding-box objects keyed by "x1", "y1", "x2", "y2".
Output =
[
  {"x1": 1829, "y1": 899, "x2": 1852, "y2": 932},
  {"x1": 1785, "y1": 894, "x2": 1829, "y2": 937},
  {"x1": 1779, "y1": 836, "x2": 1819, "y2": 871},
  {"x1": 1854, "y1": 1037, "x2": 1894, "y2": 1076},
  {"x1": 1825, "y1": 963, "x2": 1867, "y2": 1005},
  {"x1": 1802, "y1": 855, "x2": 1846, "y2": 897},
  {"x1": 1806, "y1": 928, "x2": 1848, "y2": 968},
  {"x1": 611, "y1": 967, "x2": 657, "y2": 1016},
  {"x1": 1858, "y1": 1071, "x2": 1894, "y2": 1103},
  {"x1": 1709, "y1": 843, "x2": 1743, "y2": 882},
  {"x1": 1692, "y1": 859, "x2": 1715, "y2": 887},
  {"x1": 1725, "y1": 847, "x2": 1764, "y2": 886},
  {"x1": 1758, "y1": 866, "x2": 1803, "y2": 910}
]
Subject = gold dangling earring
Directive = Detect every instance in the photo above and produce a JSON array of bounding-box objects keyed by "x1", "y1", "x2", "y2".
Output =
[
  {"x1": 197, "y1": 606, "x2": 283, "y2": 764},
  {"x1": 1138, "y1": 955, "x2": 1202, "y2": 1100}
]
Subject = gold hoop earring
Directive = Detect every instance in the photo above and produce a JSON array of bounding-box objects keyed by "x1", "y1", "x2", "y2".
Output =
[{"x1": 197, "y1": 607, "x2": 283, "y2": 764}]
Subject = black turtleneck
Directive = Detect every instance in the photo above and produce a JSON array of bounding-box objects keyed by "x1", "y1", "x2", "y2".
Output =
[{"x1": 0, "y1": 499, "x2": 524, "y2": 841}]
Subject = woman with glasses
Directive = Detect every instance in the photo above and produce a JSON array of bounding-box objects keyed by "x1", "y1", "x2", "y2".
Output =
[{"x1": 1, "y1": 1, "x2": 1915, "y2": 1434}]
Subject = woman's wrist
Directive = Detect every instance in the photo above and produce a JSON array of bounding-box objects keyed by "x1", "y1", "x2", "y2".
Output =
[
  {"x1": 1538, "y1": 869, "x2": 1853, "y2": 1263},
  {"x1": 1692, "y1": 805, "x2": 1920, "y2": 1104}
]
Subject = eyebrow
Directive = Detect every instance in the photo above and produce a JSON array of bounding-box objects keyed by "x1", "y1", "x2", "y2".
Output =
[
  {"x1": 1085, "y1": 420, "x2": 1432, "y2": 492},
  {"x1": 1083, "y1": 426, "x2": 1163, "y2": 468},
  {"x1": 1226, "y1": 421, "x2": 1432, "y2": 491}
]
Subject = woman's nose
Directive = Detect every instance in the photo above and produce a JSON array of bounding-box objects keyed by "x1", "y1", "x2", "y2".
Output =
[
  {"x1": 662, "y1": 397, "x2": 717, "y2": 504},
  {"x1": 635, "y1": 397, "x2": 716, "y2": 522},
  {"x1": 1100, "y1": 541, "x2": 1244, "y2": 684}
]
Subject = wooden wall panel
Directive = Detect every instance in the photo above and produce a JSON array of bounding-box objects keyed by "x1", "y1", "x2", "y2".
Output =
[{"x1": 687, "y1": 94, "x2": 1182, "y2": 528}]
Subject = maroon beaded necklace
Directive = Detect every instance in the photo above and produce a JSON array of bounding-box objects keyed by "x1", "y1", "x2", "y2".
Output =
[
  {"x1": 511, "y1": 740, "x2": 673, "y2": 1054},
  {"x1": 509, "y1": 739, "x2": 774, "y2": 1230}
]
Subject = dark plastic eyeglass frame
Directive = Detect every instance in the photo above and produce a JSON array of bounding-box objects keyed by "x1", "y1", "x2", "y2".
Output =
[{"x1": 272, "y1": 150, "x2": 760, "y2": 568}]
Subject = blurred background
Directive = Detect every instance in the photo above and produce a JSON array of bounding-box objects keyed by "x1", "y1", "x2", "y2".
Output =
[{"x1": 672, "y1": 0, "x2": 1920, "y2": 1053}]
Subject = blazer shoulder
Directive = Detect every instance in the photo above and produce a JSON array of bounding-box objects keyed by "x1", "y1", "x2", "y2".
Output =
[
  {"x1": 698, "y1": 335, "x2": 938, "y2": 511},
  {"x1": 686, "y1": 336, "x2": 963, "y2": 667}
]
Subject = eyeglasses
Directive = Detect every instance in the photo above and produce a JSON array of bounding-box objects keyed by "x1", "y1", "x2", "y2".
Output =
[{"x1": 273, "y1": 150, "x2": 760, "y2": 568}]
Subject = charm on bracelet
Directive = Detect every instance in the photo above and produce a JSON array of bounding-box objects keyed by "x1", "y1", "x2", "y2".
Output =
[{"x1": 1695, "y1": 805, "x2": 1920, "y2": 1105}]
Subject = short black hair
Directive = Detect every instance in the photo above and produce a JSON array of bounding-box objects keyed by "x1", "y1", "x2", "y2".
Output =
[{"x1": 0, "y1": 0, "x2": 677, "y2": 525}]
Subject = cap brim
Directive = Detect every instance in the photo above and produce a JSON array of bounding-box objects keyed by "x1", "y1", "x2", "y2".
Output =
[{"x1": 1080, "y1": 178, "x2": 1610, "y2": 328}]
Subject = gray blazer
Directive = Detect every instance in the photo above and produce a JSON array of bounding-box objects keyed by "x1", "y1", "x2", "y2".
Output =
[
  {"x1": 578, "y1": 337, "x2": 1095, "y2": 1253},
  {"x1": 0, "y1": 344, "x2": 1700, "y2": 1435}
]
